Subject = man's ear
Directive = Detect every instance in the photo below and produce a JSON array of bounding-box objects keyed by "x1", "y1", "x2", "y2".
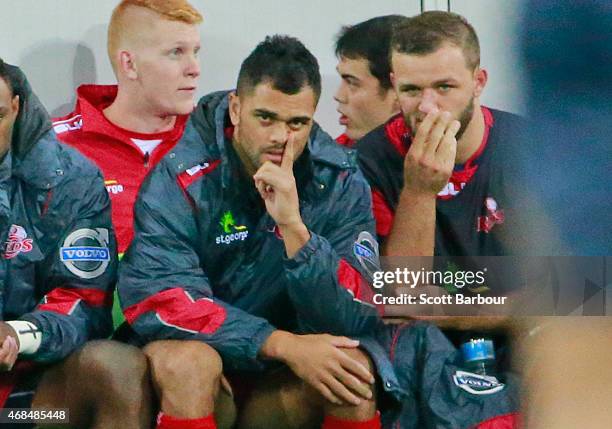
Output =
[
  {"x1": 228, "y1": 91, "x2": 240, "y2": 126},
  {"x1": 11, "y1": 95, "x2": 19, "y2": 117},
  {"x1": 473, "y1": 67, "x2": 488, "y2": 98},
  {"x1": 119, "y1": 50, "x2": 138, "y2": 80}
]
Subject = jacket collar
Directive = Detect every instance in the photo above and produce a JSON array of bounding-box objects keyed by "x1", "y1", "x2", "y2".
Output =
[{"x1": 13, "y1": 131, "x2": 66, "y2": 190}]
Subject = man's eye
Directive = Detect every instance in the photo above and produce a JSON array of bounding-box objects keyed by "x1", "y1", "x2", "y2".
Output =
[
  {"x1": 402, "y1": 87, "x2": 420, "y2": 96},
  {"x1": 438, "y1": 84, "x2": 452, "y2": 92},
  {"x1": 169, "y1": 48, "x2": 183, "y2": 57},
  {"x1": 258, "y1": 115, "x2": 272, "y2": 124},
  {"x1": 288, "y1": 121, "x2": 306, "y2": 130}
]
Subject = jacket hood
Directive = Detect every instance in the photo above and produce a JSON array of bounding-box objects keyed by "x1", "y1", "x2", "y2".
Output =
[
  {"x1": 5, "y1": 63, "x2": 52, "y2": 160},
  {"x1": 192, "y1": 90, "x2": 357, "y2": 171},
  {"x1": 75, "y1": 84, "x2": 118, "y2": 112}
]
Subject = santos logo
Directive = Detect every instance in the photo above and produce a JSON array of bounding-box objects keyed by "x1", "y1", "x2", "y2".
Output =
[
  {"x1": 215, "y1": 231, "x2": 249, "y2": 245},
  {"x1": 61, "y1": 247, "x2": 110, "y2": 261}
]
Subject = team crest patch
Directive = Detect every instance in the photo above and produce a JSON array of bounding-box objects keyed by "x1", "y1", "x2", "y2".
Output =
[
  {"x1": 60, "y1": 228, "x2": 111, "y2": 279},
  {"x1": 453, "y1": 370, "x2": 505, "y2": 395},
  {"x1": 477, "y1": 197, "x2": 505, "y2": 233},
  {"x1": 353, "y1": 231, "x2": 380, "y2": 279},
  {"x1": 4, "y1": 225, "x2": 34, "y2": 259}
]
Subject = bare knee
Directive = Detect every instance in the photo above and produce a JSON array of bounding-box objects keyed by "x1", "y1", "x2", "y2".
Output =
[
  {"x1": 33, "y1": 340, "x2": 153, "y2": 429},
  {"x1": 144, "y1": 340, "x2": 223, "y2": 417},
  {"x1": 144, "y1": 340, "x2": 222, "y2": 389},
  {"x1": 76, "y1": 340, "x2": 149, "y2": 400}
]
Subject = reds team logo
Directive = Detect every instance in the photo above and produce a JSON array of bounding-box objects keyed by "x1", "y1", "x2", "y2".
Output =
[
  {"x1": 4, "y1": 224, "x2": 34, "y2": 259},
  {"x1": 477, "y1": 197, "x2": 505, "y2": 233}
]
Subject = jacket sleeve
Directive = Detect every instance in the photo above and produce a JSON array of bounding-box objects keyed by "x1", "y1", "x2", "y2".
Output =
[
  {"x1": 19, "y1": 169, "x2": 116, "y2": 363},
  {"x1": 117, "y1": 162, "x2": 276, "y2": 370},
  {"x1": 284, "y1": 164, "x2": 383, "y2": 336}
]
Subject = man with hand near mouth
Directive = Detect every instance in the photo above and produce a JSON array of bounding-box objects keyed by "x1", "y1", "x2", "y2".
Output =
[
  {"x1": 118, "y1": 35, "x2": 405, "y2": 429},
  {"x1": 53, "y1": 0, "x2": 203, "y2": 255},
  {"x1": 356, "y1": 11, "x2": 524, "y2": 266},
  {"x1": 334, "y1": 15, "x2": 406, "y2": 147}
]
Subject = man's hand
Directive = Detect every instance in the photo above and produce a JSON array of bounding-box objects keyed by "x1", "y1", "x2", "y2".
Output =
[
  {"x1": 403, "y1": 110, "x2": 460, "y2": 195},
  {"x1": 253, "y1": 134, "x2": 301, "y2": 226},
  {"x1": 0, "y1": 322, "x2": 20, "y2": 372},
  {"x1": 260, "y1": 331, "x2": 375, "y2": 406},
  {"x1": 253, "y1": 135, "x2": 310, "y2": 257}
]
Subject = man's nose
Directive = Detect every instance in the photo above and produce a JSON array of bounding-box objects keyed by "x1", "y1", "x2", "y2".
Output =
[
  {"x1": 418, "y1": 88, "x2": 438, "y2": 114},
  {"x1": 270, "y1": 122, "x2": 289, "y2": 144},
  {"x1": 185, "y1": 54, "x2": 200, "y2": 78}
]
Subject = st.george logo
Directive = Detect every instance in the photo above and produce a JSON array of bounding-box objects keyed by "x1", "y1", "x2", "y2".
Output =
[
  {"x1": 4, "y1": 224, "x2": 34, "y2": 259},
  {"x1": 215, "y1": 211, "x2": 249, "y2": 245}
]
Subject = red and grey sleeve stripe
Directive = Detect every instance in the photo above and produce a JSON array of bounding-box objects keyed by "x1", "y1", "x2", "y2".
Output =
[
  {"x1": 337, "y1": 259, "x2": 383, "y2": 315},
  {"x1": 123, "y1": 287, "x2": 226, "y2": 335},
  {"x1": 38, "y1": 287, "x2": 112, "y2": 315}
]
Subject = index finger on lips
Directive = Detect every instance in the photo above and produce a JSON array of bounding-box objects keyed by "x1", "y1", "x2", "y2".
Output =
[{"x1": 281, "y1": 133, "x2": 296, "y2": 172}]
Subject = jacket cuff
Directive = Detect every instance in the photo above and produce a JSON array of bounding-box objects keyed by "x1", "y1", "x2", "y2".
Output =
[
  {"x1": 17, "y1": 313, "x2": 52, "y2": 361},
  {"x1": 284, "y1": 232, "x2": 329, "y2": 268},
  {"x1": 252, "y1": 323, "x2": 277, "y2": 358}
]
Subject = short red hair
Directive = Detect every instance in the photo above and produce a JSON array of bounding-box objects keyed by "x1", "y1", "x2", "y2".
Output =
[{"x1": 107, "y1": 0, "x2": 203, "y2": 72}]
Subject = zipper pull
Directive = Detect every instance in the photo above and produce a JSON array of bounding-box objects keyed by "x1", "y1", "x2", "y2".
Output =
[{"x1": 144, "y1": 152, "x2": 150, "y2": 168}]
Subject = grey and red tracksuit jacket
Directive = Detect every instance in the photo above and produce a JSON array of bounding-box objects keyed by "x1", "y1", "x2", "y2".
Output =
[
  {"x1": 117, "y1": 89, "x2": 387, "y2": 363},
  {"x1": 1, "y1": 65, "x2": 117, "y2": 363},
  {"x1": 53, "y1": 85, "x2": 188, "y2": 255},
  {"x1": 117, "y1": 90, "x2": 406, "y2": 403}
]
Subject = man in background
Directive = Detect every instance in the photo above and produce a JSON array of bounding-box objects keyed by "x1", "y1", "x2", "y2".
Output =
[
  {"x1": 334, "y1": 15, "x2": 405, "y2": 147},
  {"x1": 53, "y1": 0, "x2": 203, "y2": 255}
]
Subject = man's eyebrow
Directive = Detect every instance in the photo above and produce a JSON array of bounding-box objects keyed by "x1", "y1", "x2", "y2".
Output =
[
  {"x1": 432, "y1": 78, "x2": 458, "y2": 86},
  {"x1": 288, "y1": 115, "x2": 312, "y2": 123},
  {"x1": 253, "y1": 108, "x2": 278, "y2": 119},
  {"x1": 253, "y1": 109, "x2": 311, "y2": 123},
  {"x1": 340, "y1": 73, "x2": 359, "y2": 82},
  {"x1": 399, "y1": 82, "x2": 420, "y2": 89}
]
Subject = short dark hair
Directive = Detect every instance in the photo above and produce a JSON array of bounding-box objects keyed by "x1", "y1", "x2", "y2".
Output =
[
  {"x1": 392, "y1": 11, "x2": 480, "y2": 70},
  {"x1": 335, "y1": 15, "x2": 407, "y2": 91},
  {"x1": 237, "y1": 35, "x2": 321, "y2": 102},
  {"x1": 0, "y1": 59, "x2": 14, "y2": 96}
]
